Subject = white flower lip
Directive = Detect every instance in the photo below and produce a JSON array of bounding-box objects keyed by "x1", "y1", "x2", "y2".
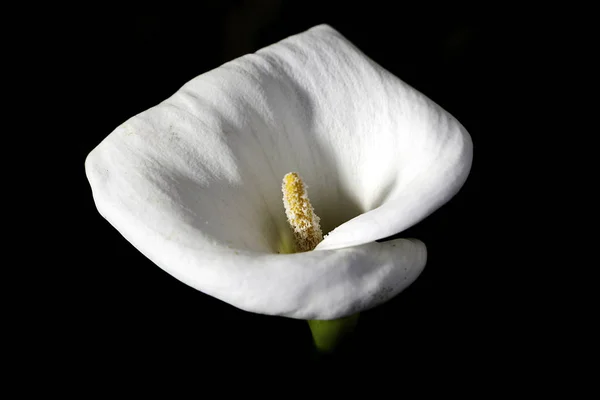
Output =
[{"x1": 85, "y1": 24, "x2": 473, "y2": 320}]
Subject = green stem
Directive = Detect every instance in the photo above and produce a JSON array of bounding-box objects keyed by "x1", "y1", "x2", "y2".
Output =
[{"x1": 308, "y1": 313, "x2": 360, "y2": 353}]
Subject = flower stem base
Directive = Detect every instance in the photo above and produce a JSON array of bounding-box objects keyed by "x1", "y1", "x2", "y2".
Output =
[{"x1": 308, "y1": 313, "x2": 360, "y2": 353}]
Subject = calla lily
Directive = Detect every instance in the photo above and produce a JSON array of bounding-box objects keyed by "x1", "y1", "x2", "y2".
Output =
[{"x1": 85, "y1": 24, "x2": 472, "y2": 322}]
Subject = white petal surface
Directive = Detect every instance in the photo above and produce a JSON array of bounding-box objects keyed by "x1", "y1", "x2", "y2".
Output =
[{"x1": 86, "y1": 24, "x2": 469, "y2": 319}]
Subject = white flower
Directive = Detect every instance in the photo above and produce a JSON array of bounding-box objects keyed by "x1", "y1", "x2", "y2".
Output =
[{"x1": 85, "y1": 24, "x2": 472, "y2": 321}]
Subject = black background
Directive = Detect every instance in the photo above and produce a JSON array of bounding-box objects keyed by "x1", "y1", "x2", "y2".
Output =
[{"x1": 38, "y1": 2, "x2": 549, "y2": 381}]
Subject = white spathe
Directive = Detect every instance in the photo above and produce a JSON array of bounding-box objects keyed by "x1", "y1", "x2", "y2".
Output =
[{"x1": 85, "y1": 24, "x2": 473, "y2": 320}]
